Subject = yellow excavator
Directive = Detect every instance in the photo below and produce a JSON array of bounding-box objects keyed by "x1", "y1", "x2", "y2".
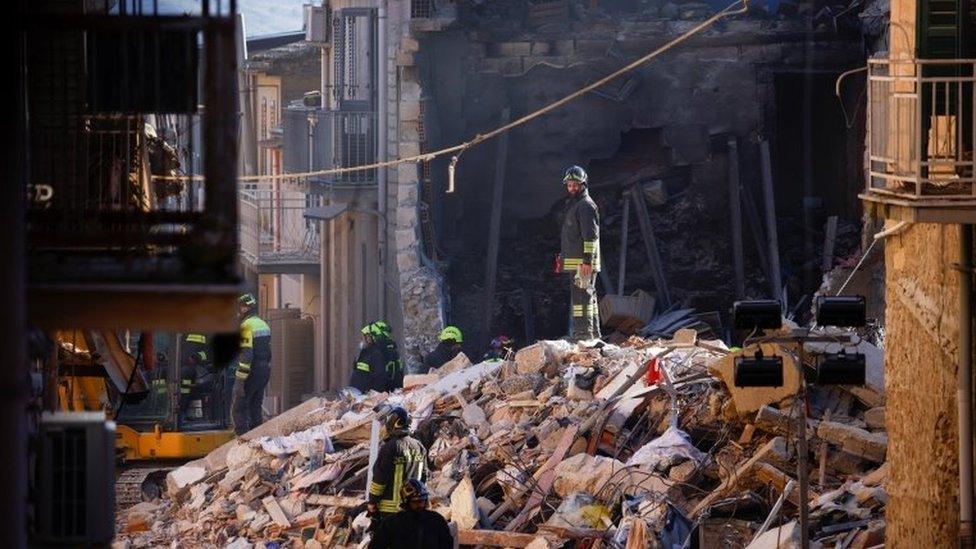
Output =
[{"x1": 55, "y1": 330, "x2": 235, "y2": 504}]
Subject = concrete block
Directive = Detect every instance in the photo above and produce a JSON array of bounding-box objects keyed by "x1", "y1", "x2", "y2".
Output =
[
  {"x1": 399, "y1": 99, "x2": 421, "y2": 122},
  {"x1": 400, "y1": 36, "x2": 420, "y2": 52},
  {"x1": 491, "y1": 41, "x2": 532, "y2": 56},
  {"x1": 400, "y1": 81, "x2": 422, "y2": 103},
  {"x1": 514, "y1": 343, "x2": 550, "y2": 374}
]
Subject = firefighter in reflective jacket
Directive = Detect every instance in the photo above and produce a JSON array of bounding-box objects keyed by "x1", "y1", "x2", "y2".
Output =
[
  {"x1": 350, "y1": 322, "x2": 392, "y2": 393},
  {"x1": 232, "y1": 294, "x2": 272, "y2": 435},
  {"x1": 179, "y1": 333, "x2": 213, "y2": 421},
  {"x1": 559, "y1": 165, "x2": 602, "y2": 341},
  {"x1": 367, "y1": 407, "x2": 428, "y2": 519},
  {"x1": 373, "y1": 320, "x2": 404, "y2": 391}
]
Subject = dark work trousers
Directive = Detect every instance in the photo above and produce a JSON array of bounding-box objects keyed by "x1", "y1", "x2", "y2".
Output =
[
  {"x1": 232, "y1": 362, "x2": 270, "y2": 435},
  {"x1": 569, "y1": 275, "x2": 601, "y2": 341}
]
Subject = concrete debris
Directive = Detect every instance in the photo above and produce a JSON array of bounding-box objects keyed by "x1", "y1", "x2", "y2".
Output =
[{"x1": 117, "y1": 335, "x2": 888, "y2": 548}]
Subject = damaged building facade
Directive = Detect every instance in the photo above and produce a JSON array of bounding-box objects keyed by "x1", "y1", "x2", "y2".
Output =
[{"x1": 247, "y1": 0, "x2": 874, "y2": 389}]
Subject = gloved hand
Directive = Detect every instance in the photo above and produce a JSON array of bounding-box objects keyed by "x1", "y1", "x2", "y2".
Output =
[{"x1": 366, "y1": 501, "x2": 378, "y2": 516}]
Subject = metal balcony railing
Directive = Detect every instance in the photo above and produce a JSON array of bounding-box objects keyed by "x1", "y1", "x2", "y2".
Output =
[
  {"x1": 23, "y1": 0, "x2": 240, "y2": 286},
  {"x1": 239, "y1": 182, "x2": 321, "y2": 273},
  {"x1": 866, "y1": 58, "x2": 975, "y2": 200}
]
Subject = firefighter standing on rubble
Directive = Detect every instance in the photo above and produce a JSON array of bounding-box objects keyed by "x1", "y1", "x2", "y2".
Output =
[
  {"x1": 421, "y1": 326, "x2": 464, "y2": 373},
  {"x1": 369, "y1": 479, "x2": 453, "y2": 549},
  {"x1": 367, "y1": 406, "x2": 428, "y2": 522},
  {"x1": 231, "y1": 294, "x2": 272, "y2": 435},
  {"x1": 350, "y1": 321, "x2": 402, "y2": 393},
  {"x1": 558, "y1": 165, "x2": 602, "y2": 341}
]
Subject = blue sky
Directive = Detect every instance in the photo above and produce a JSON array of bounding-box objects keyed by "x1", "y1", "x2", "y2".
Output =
[{"x1": 159, "y1": 0, "x2": 307, "y2": 36}]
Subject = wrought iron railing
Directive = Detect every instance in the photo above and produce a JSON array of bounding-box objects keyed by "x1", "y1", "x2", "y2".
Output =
[
  {"x1": 239, "y1": 182, "x2": 321, "y2": 269},
  {"x1": 866, "y1": 58, "x2": 975, "y2": 199},
  {"x1": 23, "y1": 0, "x2": 239, "y2": 285}
]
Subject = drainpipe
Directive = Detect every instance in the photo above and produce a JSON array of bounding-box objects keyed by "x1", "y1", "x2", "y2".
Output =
[
  {"x1": 376, "y1": 0, "x2": 389, "y2": 321},
  {"x1": 960, "y1": 223, "x2": 974, "y2": 548}
]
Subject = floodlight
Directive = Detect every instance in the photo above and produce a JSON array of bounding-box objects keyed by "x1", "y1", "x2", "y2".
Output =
[
  {"x1": 732, "y1": 300, "x2": 782, "y2": 330},
  {"x1": 815, "y1": 350, "x2": 866, "y2": 385},
  {"x1": 734, "y1": 349, "x2": 784, "y2": 387},
  {"x1": 814, "y1": 296, "x2": 866, "y2": 327}
]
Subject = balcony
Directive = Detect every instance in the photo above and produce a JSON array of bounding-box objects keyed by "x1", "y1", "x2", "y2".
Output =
[
  {"x1": 239, "y1": 182, "x2": 322, "y2": 275},
  {"x1": 23, "y1": 1, "x2": 241, "y2": 330},
  {"x1": 861, "y1": 58, "x2": 976, "y2": 223},
  {"x1": 282, "y1": 107, "x2": 378, "y2": 188}
]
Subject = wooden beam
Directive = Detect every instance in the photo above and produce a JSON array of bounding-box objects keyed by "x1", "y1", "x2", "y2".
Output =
[
  {"x1": 457, "y1": 529, "x2": 537, "y2": 547},
  {"x1": 628, "y1": 187, "x2": 671, "y2": 307},
  {"x1": 617, "y1": 195, "x2": 630, "y2": 295},
  {"x1": 504, "y1": 424, "x2": 579, "y2": 532},
  {"x1": 822, "y1": 215, "x2": 838, "y2": 272},
  {"x1": 740, "y1": 180, "x2": 770, "y2": 282},
  {"x1": 760, "y1": 140, "x2": 783, "y2": 299},
  {"x1": 727, "y1": 137, "x2": 745, "y2": 299},
  {"x1": 483, "y1": 108, "x2": 511, "y2": 347}
]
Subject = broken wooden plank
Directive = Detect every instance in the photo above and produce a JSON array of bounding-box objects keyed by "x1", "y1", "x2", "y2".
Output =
[
  {"x1": 503, "y1": 424, "x2": 580, "y2": 531},
  {"x1": 457, "y1": 529, "x2": 537, "y2": 547},
  {"x1": 817, "y1": 420, "x2": 887, "y2": 462},
  {"x1": 262, "y1": 496, "x2": 292, "y2": 528},
  {"x1": 692, "y1": 437, "x2": 788, "y2": 515},
  {"x1": 628, "y1": 187, "x2": 671, "y2": 306},
  {"x1": 294, "y1": 507, "x2": 324, "y2": 528},
  {"x1": 759, "y1": 139, "x2": 782, "y2": 298}
]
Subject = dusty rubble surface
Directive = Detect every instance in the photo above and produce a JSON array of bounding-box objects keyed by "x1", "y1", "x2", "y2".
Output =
[{"x1": 115, "y1": 330, "x2": 887, "y2": 549}]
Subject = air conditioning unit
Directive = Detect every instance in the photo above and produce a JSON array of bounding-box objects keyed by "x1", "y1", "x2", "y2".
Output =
[
  {"x1": 305, "y1": 5, "x2": 329, "y2": 43},
  {"x1": 33, "y1": 412, "x2": 116, "y2": 545}
]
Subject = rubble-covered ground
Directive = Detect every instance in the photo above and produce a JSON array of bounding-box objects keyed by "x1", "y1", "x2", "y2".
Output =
[{"x1": 116, "y1": 330, "x2": 887, "y2": 549}]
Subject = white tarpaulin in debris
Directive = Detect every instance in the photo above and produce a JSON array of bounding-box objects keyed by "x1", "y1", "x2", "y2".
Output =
[{"x1": 626, "y1": 425, "x2": 707, "y2": 469}]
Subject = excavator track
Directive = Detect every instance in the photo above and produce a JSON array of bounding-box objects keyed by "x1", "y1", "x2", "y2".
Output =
[{"x1": 116, "y1": 464, "x2": 174, "y2": 508}]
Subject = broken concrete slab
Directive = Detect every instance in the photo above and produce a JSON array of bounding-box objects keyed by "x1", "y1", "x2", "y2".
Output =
[
  {"x1": 515, "y1": 343, "x2": 551, "y2": 374},
  {"x1": 817, "y1": 420, "x2": 887, "y2": 462},
  {"x1": 450, "y1": 475, "x2": 480, "y2": 530},
  {"x1": 165, "y1": 464, "x2": 206, "y2": 497},
  {"x1": 863, "y1": 407, "x2": 885, "y2": 430}
]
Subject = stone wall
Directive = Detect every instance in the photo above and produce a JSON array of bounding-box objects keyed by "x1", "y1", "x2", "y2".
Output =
[{"x1": 883, "y1": 223, "x2": 964, "y2": 547}]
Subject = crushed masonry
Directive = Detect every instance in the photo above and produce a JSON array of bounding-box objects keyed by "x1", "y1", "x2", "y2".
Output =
[{"x1": 116, "y1": 331, "x2": 888, "y2": 548}]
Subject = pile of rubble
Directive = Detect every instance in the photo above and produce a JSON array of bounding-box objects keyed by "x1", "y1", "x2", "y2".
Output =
[{"x1": 116, "y1": 329, "x2": 887, "y2": 549}]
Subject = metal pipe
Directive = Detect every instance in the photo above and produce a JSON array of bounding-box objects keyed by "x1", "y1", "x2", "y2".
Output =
[
  {"x1": 376, "y1": 0, "x2": 388, "y2": 320},
  {"x1": 959, "y1": 224, "x2": 974, "y2": 548}
]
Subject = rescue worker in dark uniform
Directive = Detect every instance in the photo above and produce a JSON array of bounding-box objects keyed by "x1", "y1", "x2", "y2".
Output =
[
  {"x1": 421, "y1": 326, "x2": 464, "y2": 373},
  {"x1": 369, "y1": 479, "x2": 453, "y2": 549},
  {"x1": 559, "y1": 165, "x2": 602, "y2": 341},
  {"x1": 231, "y1": 293, "x2": 272, "y2": 435},
  {"x1": 350, "y1": 322, "x2": 391, "y2": 394},
  {"x1": 179, "y1": 333, "x2": 214, "y2": 422},
  {"x1": 482, "y1": 334, "x2": 514, "y2": 362},
  {"x1": 367, "y1": 407, "x2": 428, "y2": 520},
  {"x1": 373, "y1": 321, "x2": 404, "y2": 391}
]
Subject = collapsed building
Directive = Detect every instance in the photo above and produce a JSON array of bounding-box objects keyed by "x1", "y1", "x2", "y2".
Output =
[{"x1": 117, "y1": 330, "x2": 889, "y2": 548}]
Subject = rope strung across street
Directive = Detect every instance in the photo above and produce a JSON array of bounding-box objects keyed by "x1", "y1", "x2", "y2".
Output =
[{"x1": 155, "y1": 0, "x2": 749, "y2": 184}]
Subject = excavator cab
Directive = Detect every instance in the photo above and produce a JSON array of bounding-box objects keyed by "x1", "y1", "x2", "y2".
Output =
[
  {"x1": 55, "y1": 330, "x2": 235, "y2": 504},
  {"x1": 113, "y1": 332, "x2": 235, "y2": 463}
]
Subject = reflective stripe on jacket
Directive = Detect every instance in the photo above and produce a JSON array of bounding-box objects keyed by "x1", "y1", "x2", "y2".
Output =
[
  {"x1": 560, "y1": 188, "x2": 601, "y2": 272},
  {"x1": 368, "y1": 434, "x2": 428, "y2": 514},
  {"x1": 237, "y1": 316, "x2": 271, "y2": 381}
]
